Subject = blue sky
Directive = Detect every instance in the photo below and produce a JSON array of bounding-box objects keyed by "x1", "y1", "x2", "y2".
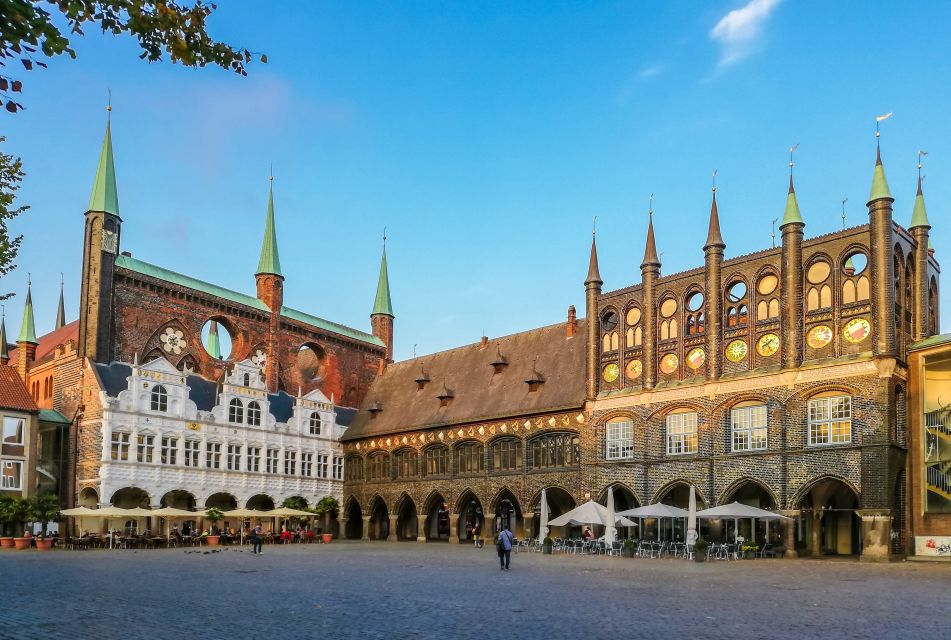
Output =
[{"x1": 4, "y1": 0, "x2": 950, "y2": 360}]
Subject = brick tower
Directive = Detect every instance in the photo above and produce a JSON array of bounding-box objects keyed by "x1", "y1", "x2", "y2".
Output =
[
  {"x1": 370, "y1": 239, "x2": 394, "y2": 363},
  {"x1": 255, "y1": 177, "x2": 284, "y2": 392},
  {"x1": 867, "y1": 146, "x2": 897, "y2": 356},
  {"x1": 780, "y1": 171, "x2": 805, "y2": 370},
  {"x1": 640, "y1": 205, "x2": 661, "y2": 390},
  {"x1": 909, "y1": 170, "x2": 932, "y2": 341},
  {"x1": 703, "y1": 184, "x2": 725, "y2": 381},
  {"x1": 584, "y1": 232, "x2": 602, "y2": 401}
]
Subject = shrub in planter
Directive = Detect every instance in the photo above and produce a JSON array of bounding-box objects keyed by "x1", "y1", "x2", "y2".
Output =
[
  {"x1": 205, "y1": 508, "x2": 224, "y2": 545},
  {"x1": 542, "y1": 536, "x2": 553, "y2": 554},
  {"x1": 693, "y1": 538, "x2": 709, "y2": 562},
  {"x1": 622, "y1": 538, "x2": 636, "y2": 558}
]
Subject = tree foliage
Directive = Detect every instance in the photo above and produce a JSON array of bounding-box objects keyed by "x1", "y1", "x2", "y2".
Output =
[
  {"x1": 0, "y1": 1, "x2": 266, "y2": 112},
  {"x1": 0, "y1": 136, "x2": 26, "y2": 299},
  {"x1": 28, "y1": 492, "x2": 62, "y2": 535},
  {"x1": 281, "y1": 496, "x2": 309, "y2": 512}
]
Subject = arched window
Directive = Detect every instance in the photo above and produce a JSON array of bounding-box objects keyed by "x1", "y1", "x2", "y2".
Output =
[
  {"x1": 243, "y1": 373, "x2": 251, "y2": 387},
  {"x1": 345, "y1": 455, "x2": 364, "y2": 481},
  {"x1": 150, "y1": 385, "x2": 168, "y2": 412},
  {"x1": 490, "y1": 438, "x2": 523, "y2": 472},
  {"x1": 423, "y1": 445, "x2": 449, "y2": 477},
  {"x1": 246, "y1": 401, "x2": 262, "y2": 426},
  {"x1": 456, "y1": 442, "x2": 484, "y2": 474},
  {"x1": 528, "y1": 433, "x2": 580, "y2": 469},
  {"x1": 309, "y1": 412, "x2": 322, "y2": 435},
  {"x1": 367, "y1": 452, "x2": 391, "y2": 481},
  {"x1": 228, "y1": 398, "x2": 243, "y2": 424},
  {"x1": 395, "y1": 449, "x2": 418, "y2": 478}
]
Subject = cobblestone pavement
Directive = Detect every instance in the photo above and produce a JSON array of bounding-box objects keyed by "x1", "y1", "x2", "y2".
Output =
[{"x1": 1, "y1": 542, "x2": 950, "y2": 639}]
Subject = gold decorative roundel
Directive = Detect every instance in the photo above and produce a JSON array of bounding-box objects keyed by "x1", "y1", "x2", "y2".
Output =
[
  {"x1": 625, "y1": 359, "x2": 642, "y2": 380},
  {"x1": 756, "y1": 333, "x2": 780, "y2": 357},
  {"x1": 602, "y1": 363, "x2": 620, "y2": 383},
  {"x1": 725, "y1": 339, "x2": 748, "y2": 362},
  {"x1": 686, "y1": 348, "x2": 706, "y2": 370},
  {"x1": 659, "y1": 353, "x2": 679, "y2": 374},
  {"x1": 807, "y1": 325, "x2": 833, "y2": 349},
  {"x1": 843, "y1": 317, "x2": 871, "y2": 343}
]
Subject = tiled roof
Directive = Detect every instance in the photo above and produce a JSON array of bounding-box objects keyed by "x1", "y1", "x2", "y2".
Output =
[
  {"x1": 342, "y1": 320, "x2": 586, "y2": 441},
  {"x1": 0, "y1": 365, "x2": 38, "y2": 413},
  {"x1": 909, "y1": 333, "x2": 951, "y2": 352},
  {"x1": 114, "y1": 254, "x2": 384, "y2": 348},
  {"x1": 7, "y1": 320, "x2": 80, "y2": 367}
]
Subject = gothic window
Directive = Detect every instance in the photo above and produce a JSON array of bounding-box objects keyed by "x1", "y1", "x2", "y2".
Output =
[
  {"x1": 150, "y1": 385, "x2": 168, "y2": 412},
  {"x1": 685, "y1": 291, "x2": 704, "y2": 336},
  {"x1": 755, "y1": 273, "x2": 780, "y2": 320},
  {"x1": 456, "y1": 441, "x2": 484, "y2": 475},
  {"x1": 660, "y1": 319, "x2": 678, "y2": 340},
  {"x1": 601, "y1": 310, "x2": 619, "y2": 353},
  {"x1": 423, "y1": 445, "x2": 450, "y2": 477},
  {"x1": 228, "y1": 398, "x2": 243, "y2": 424},
  {"x1": 625, "y1": 307, "x2": 641, "y2": 348},
  {"x1": 395, "y1": 449, "x2": 418, "y2": 478},
  {"x1": 367, "y1": 452, "x2": 391, "y2": 481},
  {"x1": 806, "y1": 260, "x2": 833, "y2": 311},
  {"x1": 345, "y1": 455, "x2": 364, "y2": 481},
  {"x1": 726, "y1": 280, "x2": 749, "y2": 326},
  {"x1": 929, "y1": 278, "x2": 938, "y2": 335},
  {"x1": 528, "y1": 433, "x2": 580, "y2": 470},
  {"x1": 490, "y1": 438, "x2": 523, "y2": 472},
  {"x1": 247, "y1": 401, "x2": 262, "y2": 426}
]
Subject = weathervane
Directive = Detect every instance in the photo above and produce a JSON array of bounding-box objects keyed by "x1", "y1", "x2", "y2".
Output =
[
  {"x1": 592, "y1": 215, "x2": 597, "y2": 237},
  {"x1": 918, "y1": 150, "x2": 929, "y2": 181},
  {"x1": 648, "y1": 193, "x2": 654, "y2": 219},
  {"x1": 771, "y1": 218, "x2": 777, "y2": 249},
  {"x1": 712, "y1": 169, "x2": 718, "y2": 193},
  {"x1": 789, "y1": 143, "x2": 800, "y2": 176},
  {"x1": 841, "y1": 198, "x2": 848, "y2": 229},
  {"x1": 875, "y1": 112, "x2": 893, "y2": 147}
]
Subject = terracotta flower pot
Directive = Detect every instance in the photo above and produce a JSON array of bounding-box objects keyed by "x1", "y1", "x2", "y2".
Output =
[
  {"x1": 35, "y1": 538, "x2": 53, "y2": 551},
  {"x1": 0, "y1": 537, "x2": 13, "y2": 549},
  {"x1": 206, "y1": 535, "x2": 220, "y2": 546},
  {"x1": 321, "y1": 533, "x2": 332, "y2": 544},
  {"x1": 13, "y1": 537, "x2": 31, "y2": 550}
]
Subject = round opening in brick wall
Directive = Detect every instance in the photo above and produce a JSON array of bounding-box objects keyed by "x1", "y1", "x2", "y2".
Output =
[
  {"x1": 298, "y1": 343, "x2": 327, "y2": 382},
  {"x1": 200, "y1": 319, "x2": 234, "y2": 360}
]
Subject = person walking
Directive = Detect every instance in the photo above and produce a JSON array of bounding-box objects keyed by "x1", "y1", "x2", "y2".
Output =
[
  {"x1": 497, "y1": 525, "x2": 514, "y2": 571},
  {"x1": 251, "y1": 523, "x2": 264, "y2": 555}
]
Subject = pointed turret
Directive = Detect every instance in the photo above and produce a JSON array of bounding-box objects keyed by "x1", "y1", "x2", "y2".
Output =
[
  {"x1": 55, "y1": 278, "x2": 66, "y2": 330},
  {"x1": 910, "y1": 176, "x2": 930, "y2": 229},
  {"x1": 371, "y1": 236, "x2": 395, "y2": 363},
  {"x1": 910, "y1": 164, "x2": 933, "y2": 340},
  {"x1": 88, "y1": 114, "x2": 119, "y2": 216},
  {"x1": 781, "y1": 175, "x2": 803, "y2": 227},
  {"x1": 0, "y1": 311, "x2": 8, "y2": 365},
  {"x1": 585, "y1": 234, "x2": 602, "y2": 285},
  {"x1": 205, "y1": 320, "x2": 222, "y2": 360},
  {"x1": 868, "y1": 147, "x2": 893, "y2": 204},
  {"x1": 640, "y1": 204, "x2": 661, "y2": 390},
  {"x1": 17, "y1": 282, "x2": 37, "y2": 345},
  {"x1": 641, "y1": 213, "x2": 661, "y2": 268},
  {"x1": 584, "y1": 230, "x2": 603, "y2": 401},
  {"x1": 372, "y1": 245, "x2": 394, "y2": 317},
  {"x1": 867, "y1": 142, "x2": 897, "y2": 354},
  {"x1": 256, "y1": 180, "x2": 283, "y2": 277},
  {"x1": 703, "y1": 185, "x2": 725, "y2": 381},
  {"x1": 704, "y1": 190, "x2": 725, "y2": 250}
]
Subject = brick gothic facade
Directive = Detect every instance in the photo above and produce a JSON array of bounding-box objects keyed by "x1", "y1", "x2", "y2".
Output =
[{"x1": 341, "y1": 147, "x2": 940, "y2": 560}]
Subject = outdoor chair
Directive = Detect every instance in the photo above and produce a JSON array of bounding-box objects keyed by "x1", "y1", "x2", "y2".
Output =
[{"x1": 759, "y1": 543, "x2": 776, "y2": 558}]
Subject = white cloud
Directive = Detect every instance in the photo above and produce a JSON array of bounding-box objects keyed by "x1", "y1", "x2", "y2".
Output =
[
  {"x1": 638, "y1": 64, "x2": 665, "y2": 79},
  {"x1": 710, "y1": 0, "x2": 782, "y2": 67}
]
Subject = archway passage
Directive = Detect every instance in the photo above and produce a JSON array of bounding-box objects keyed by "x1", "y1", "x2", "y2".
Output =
[
  {"x1": 650, "y1": 482, "x2": 707, "y2": 542},
  {"x1": 456, "y1": 490, "x2": 484, "y2": 544},
  {"x1": 798, "y1": 478, "x2": 860, "y2": 556},
  {"x1": 368, "y1": 496, "x2": 389, "y2": 541},
  {"x1": 493, "y1": 489, "x2": 523, "y2": 538},
  {"x1": 247, "y1": 494, "x2": 275, "y2": 511},
  {"x1": 423, "y1": 493, "x2": 451, "y2": 541},
  {"x1": 395, "y1": 496, "x2": 418, "y2": 541},
  {"x1": 111, "y1": 487, "x2": 150, "y2": 508},
  {"x1": 344, "y1": 498, "x2": 363, "y2": 540},
  {"x1": 721, "y1": 481, "x2": 778, "y2": 546},
  {"x1": 599, "y1": 484, "x2": 639, "y2": 540},
  {"x1": 161, "y1": 490, "x2": 196, "y2": 510},
  {"x1": 78, "y1": 488, "x2": 99, "y2": 508},
  {"x1": 205, "y1": 492, "x2": 238, "y2": 510},
  {"x1": 538, "y1": 487, "x2": 576, "y2": 539}
]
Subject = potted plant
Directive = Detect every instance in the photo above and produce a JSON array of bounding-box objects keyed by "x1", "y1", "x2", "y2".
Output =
[
  {"x1": 29, "y1": 493, "x2": 62, "y2": 551},
  {"x1": 0, "y1": 495, "x2": 16, "y2": 548},
  {"x1": 622, "y1": 537, "x2": 636, "y2": 558},
  {"x1": 8, "y1": 498, "x2": 33, "y2": 550},
  {"x1": 741, "y1": 543, "x2": 759, "y2": 559},
  {"x1": 205, "y1": 508, "x2": 224, "y2": 545},
  {"x1": 313, "y1": 496, "x2": 339, "y2": 543},
  {"x1": 693, "y1": 537, "x2": 709, "y2": 562},
  {"x1": 542, "y1": 536, "x2": 553, "y2": 554}
]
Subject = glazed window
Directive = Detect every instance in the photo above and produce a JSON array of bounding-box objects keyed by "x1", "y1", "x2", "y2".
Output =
[
  {"x1": 318, "y1": 453, "x2": 329, "y2": 478},
  {"x1": 265, "y1": 448, "x2": 279, "y2": 474},
  {"x1": 227, "y1": 444, "x2": 241, "y2": 471},
  {"x1": 731, "y1": 404, "x2": 768, "y2": 452},
  {"x1": 150, "y1": 385, "x2": 168, "y2": 412},
  {"x1": 368, "y1": 452, "x2": 391, "y2": 480},
  {"x1": 284, "y1": 450, "x2": 297, "y2": 475},
  {"x1": 345, "y1": 455, "x2": 363, "y2": 481},
  {"x1": 808, "y1": 395, "x2": 852, "y2": 445},
  {"x1": 2, "y1": 417, "x2": 24, "y2": 445},
  {"x1": 228, "y1": 398, "x2": 243, "y2": 424},
  {"x1": 491, "y1": 438, "x2": 523, "y2": 472},
  {"x1": 137, "y1": 434, "x2": 155, "y2": 463},
  {"x1": 395, "y1": 449, "x2": 419, "y2": 478},
  {"x1": 309, "y1": 412, "x2": 322, "y2": 435},
  {"x1": 161, "y1": 437, "x2": 178, "y2": 465},
  {"x1": 665, "y1": 412, "x2": 698, "y2": 455},
  {"x1": 605, "y1": 419, "x2": 634, "y2": 460},
  {"x1": 529, "y1": 433, "x2": 580, "y2": 469},
  {"x1": 247, "y1": 401, "x2": 262, "y2": 427},
  {"x1": 601, "y1": 310, "x2": 619, "y2": 332},
  {"x1": 110, "y1": 431, "x2": 130, "y2": 461},
  {"x1": 247, "y1": 446, "x2": 261, "y2": 472},
  {"x1": 333, "y1": 456, "x2": 344, "y2": 480},
  {"x1": 1, "y1": 460, "x2": 22, "y2": 490},
  {"x1": 206, "y1": 442, "x2": 221, "y2": 469},
  {"x1": 423, "y1": 446, "x2": 450, "y2": 476},
  {"x1": 184, "y1": 440, "x2": 200, "y2": 467},
  {"x1": 456, "y1": 442, "x2": 484, "y2": 474},
  {"x1": 301, "y1": 452, "x2": 313, "y2": 477}
]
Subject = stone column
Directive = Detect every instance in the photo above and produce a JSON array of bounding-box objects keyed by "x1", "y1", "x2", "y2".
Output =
[
  {"x1": 780, "y1": 510, "x2": 798, "y2": 558},
  {"x1": 387, "y1": 515, "x2": 398, "y2": 542},
  {"x1": 808, "y1": 512, "x2": 823, "y2": 557},
  {"x1": 416, "y1": 514, "x2": 428, "y2": 543},
  {"x1": 857, "y1": 509, "x2": 892, "y2": 562},
  {"x1": 448, "y1": 513, "x2": 459, "y2": 544},
  {"x1": 336, "y1": 514, "x2": 346, "y2": 540},
  {"x1": 361, "y1": 516, "x2": 370, "y2": 541}
]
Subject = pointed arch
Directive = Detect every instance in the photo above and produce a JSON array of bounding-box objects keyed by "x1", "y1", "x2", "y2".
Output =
[{"x1": 719, "y1": 477, "x2": 779, "y2": 508}]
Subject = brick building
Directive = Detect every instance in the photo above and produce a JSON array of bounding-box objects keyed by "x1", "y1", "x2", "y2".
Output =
[{"x1": 340, "y1": 142, "x2": 940, "y2": 560}]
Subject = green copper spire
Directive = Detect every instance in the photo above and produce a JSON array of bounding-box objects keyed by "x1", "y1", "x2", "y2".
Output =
[
  {"x1": 205, "y1": 320, "x2": 222, "y2": 359},
  {"x1": 256, "y1": 178, "x2": 283, "y2": 277},
  {"x1": 88, "y1": 111, "x2": 120, "y2": 216},
  {"x1": 868, "y1": 147, "x2": 893, "y2": 203},
  {"x1": 17, "y1": 281, "x2": 37, "y2": 345},
  {"x1": 910, "y1": 176, "x2": 930, "y2": 229},
  {"x1": 781, "y1": 175, "x2": 803, "y2": 226},
  {"x1": 371, "y1": 240, "x2": 393, "y2": 317}
]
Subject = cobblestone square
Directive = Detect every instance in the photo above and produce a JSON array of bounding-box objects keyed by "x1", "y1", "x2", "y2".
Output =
[{"x1": 1, "y1": 543, "x2": 949, "y2": 639}]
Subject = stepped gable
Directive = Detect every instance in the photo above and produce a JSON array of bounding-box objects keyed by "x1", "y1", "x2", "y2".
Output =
[{"x1": 342, "y1": 320, "x2": 587, "y2": 441}]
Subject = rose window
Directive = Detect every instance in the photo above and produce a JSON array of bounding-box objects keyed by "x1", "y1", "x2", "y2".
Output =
[{"x1": 160, "y1": 327, "x2": 186, "y2": 355}]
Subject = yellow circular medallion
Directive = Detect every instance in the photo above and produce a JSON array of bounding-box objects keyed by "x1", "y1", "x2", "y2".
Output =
[
  {"x1": 602, "y1": 363, "x2": 620, "y2": 383},
  {"x1": 807, "y1": 325, "x2": 833, "y2": 349},
  {"x1": 659, "y1": 353, "x2": 679, "y2": 374},
  {"x1": 686, "y1": 348, "x2": 706, "y2": 370},
  {"x1": 725, "y1": 339, "x2": 748, "y2": 362},
  {"x1": 625, "y1": 359, "x2": 642, "y2": 380},
  {"x1": 843, "y1": 317, "x2": 871, "y2": 343},
  {"x1": 756, "y1": 333, "x2": 780, "y2": 357}
]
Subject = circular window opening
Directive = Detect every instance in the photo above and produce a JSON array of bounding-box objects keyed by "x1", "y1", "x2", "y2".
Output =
[
  {"x1": 842, "y1": 252, "x2": 868, "y2": 276},
  {"x1": 660, "y1": 298, "x2": 678, "y2": 318},
  {"x1": 757, "y1": 274, "x2": 778, "y2": 296},
  {"x1": 601, "y1": 311, "x2": 619, "y2": 332},
  {"x1": 686, "y1": 291, "x2": 704, "y2": 312},
  {"x1": 807, "y1": 260, "x2": 831, "y2": 284},
  {"x1": 298, "y1": 344, "x2": 326, "y2": 382},
  {"x1": 200, "y1": 320, "x2": 233, "y2": 360},
  {"x1": 726, "y1": 281, "x2": 747, "y2": 303},
  {"x1": 626, "y1": 307, "x2": 641, "y2": 326}
]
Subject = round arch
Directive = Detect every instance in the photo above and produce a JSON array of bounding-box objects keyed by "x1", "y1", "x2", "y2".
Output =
[
  {"x1": 78, "y1": 487, "x2": 99, "y2": 508},
  {"x1": 246, "y1": 494, "x2": 275, "y2": 510},
  {"x1": 205, "y1": 492, "x2": 238, "y2": 510},
  {"x1": 110, "y1": 486, "x2": 151, "y2": 508}
]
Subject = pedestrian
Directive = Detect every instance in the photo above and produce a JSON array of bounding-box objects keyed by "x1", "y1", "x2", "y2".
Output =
[
  {"x1": 497, "y1": 525, "x2": 514, "y2": 570},
  {"x1": 251, "y1": 523, "x2": 264, "y2": 555},
  {"x1": 473, "y1": 522, "x2": 481, "y2": 548}
]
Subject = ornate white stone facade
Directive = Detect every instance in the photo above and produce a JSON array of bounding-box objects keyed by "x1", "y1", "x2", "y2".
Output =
[{"x1": 96, "y1": 357, "x2": 344, "y2": 509}]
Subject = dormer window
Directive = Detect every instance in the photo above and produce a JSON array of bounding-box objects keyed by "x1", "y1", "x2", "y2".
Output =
[
  {"x1": 415, "y1": 368, "x2": 431, "y2": 391},
  {"x1": 490, "y1": 345, "x2": 508, "y2": 374},
  {"x1": 247, "y1": 401, "x2": 262, "y2": 427},
  {"x1": 150, "y1": 385, "x2": 168, "y2": 412},
  {"x1": 228, "y1": 398, "x2": 244, "y2": 424},
  {"x1": 525, "y1": 360, "x2": 546, "y2": 392},
  {"x1": 243, "y1": 373, "x2": 251, "y2": 387},
  {"x1": 436, "y1": 383, "x2": 454, "y2": 408},
  {"x1": 368, "y1": 402, "x2": 384, "y2": 419}
]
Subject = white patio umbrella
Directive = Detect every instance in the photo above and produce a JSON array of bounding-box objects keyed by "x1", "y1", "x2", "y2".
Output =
[
  {"x1": 539, "y1": 489, "x2": 549, "y2": 542},
  {"x1": 617, "y1": 504, "x2": 689, "y2": 542},
  {"x1": 548, "y1": 500, "x2": 636, "y2": 528},
  {"x1": 695, "y1": 502, "x2": 790, "y2": 544},
  {"x1": 604, "y1": 487, "x2": 616, "y2": 546},
  {"x1": 687, "y1": 486, "x2": 698, "y2": 546}
]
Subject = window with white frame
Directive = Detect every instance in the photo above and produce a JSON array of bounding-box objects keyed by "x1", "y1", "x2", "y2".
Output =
[
  {"x1": 309, "y1": 412, "x2": 321, "y2": 435},
  {"x1": 731, "y1": 405, "x2": 768, "y2": 452},
  {"x1": 228, "y1": 398, "x2": 243, "y2": 424},
  {"x1": 184, "y1": 439, "x2": 200, "y2": 467},
  {"x1": 301, "y1": 452, "x2": 313, "y2": 476},
  {"x1": 808, "y1": 395, "x2": 852, "y2": 445},
  {"x1": 161, "y1": 436, "x2": 177, "y2": 465},
  {"x1": 1, "y1": 459, "x2": 22, "y2": 489},
  {"x1": 317, "y1": 453, "x2": 329, "y2": 478},
  {"x1": 665, "y1": 412, "x2": 698, "y2": 455},
  {"x1": 206, "y1": 442, "x2": 222, "y2": 468},
  {"x1": 284, "y1": 450, "x2": 297, "y2": 475},
  {"x1": 332, "y1": 456, "x2": 343, "y2": 480},
  {"x1": 111, "y1": 431, "x2": 130, "y2": 461},
  {"x1": 227, "y1": 444, "x2": 241, "y2": 471},
  {"x1": 137, "y1": 434, "x2": 155, "y2": 463},
  {"x1": 150, "y1": 385, "x2": 168, "y2": 412},
  {"x1": 2, "y1": 417, "x2": 24, "y2": 445},
  {"x1": 605, "y1": 419, "x2": 634, "y2": 460},
  {"x1": 266, "y1": 448, "x2": 279, "y2": 474},
  {"x1": 247, "y1": 446, "x2": 261, "y2": 472},
  {"x1": 247, "y1": 401, "x2": 262, "y2": 426}
]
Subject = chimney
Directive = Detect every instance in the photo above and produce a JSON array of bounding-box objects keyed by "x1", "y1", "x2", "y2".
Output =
[
  {"x1": 480, "y1": 335, "x2": 488, "y2": 349},
  {"x1": 567, "y1": 305, "x2": 577, "y2": 337}
]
